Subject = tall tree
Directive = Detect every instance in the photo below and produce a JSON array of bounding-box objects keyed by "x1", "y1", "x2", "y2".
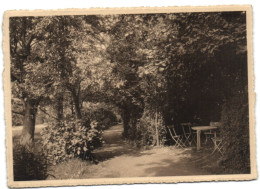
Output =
[{"x1": 10, "y1": 17, "x2": 54, "y2": 146}]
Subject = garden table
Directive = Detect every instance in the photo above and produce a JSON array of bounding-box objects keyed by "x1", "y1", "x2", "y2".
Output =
[{"x1": 191, "y1": 126, "x2": 217, "y2": 150}]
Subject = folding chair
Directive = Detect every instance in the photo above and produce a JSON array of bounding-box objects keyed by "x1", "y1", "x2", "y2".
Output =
[
  {"x1": 167, "y1": 125, "x2": 186, "y2": 148},
  {"x1": 181, "y1": 122, "x2": 196, "y2": 146},
  {"x1": 204, "y1": 122, "x2": 221, "y2": 144},
  {"x1": 210, "y1": 122, "x2": 223, "y2": 155},
  {"x1": 211, "y1": 137, "x2": 223, "y2": 155}
]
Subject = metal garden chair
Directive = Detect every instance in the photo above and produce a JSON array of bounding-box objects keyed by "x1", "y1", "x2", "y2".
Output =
[
  {"x1": 211, "y1": 137, "x2": 223, "y2": 155},
  {"x1": 167, "y1": 125, "x2": 186, "y2": 148},
  {"x1": 204, "y1": 122, "x2": 221, "y2": 144},
  {"x1": 210, "y1": 122, "x2": 223, "y2": 155},
  {"x1": 181, "y1": 122, "x2": 196, "y2": 146}
]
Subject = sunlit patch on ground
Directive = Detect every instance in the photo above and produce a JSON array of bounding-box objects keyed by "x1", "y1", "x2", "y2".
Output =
[{"x1": 46, "y1": 124, "x2": 224, "y2": 179}]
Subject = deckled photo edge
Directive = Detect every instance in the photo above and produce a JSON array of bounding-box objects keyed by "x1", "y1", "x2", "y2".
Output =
[
  {"x1": 3, "y1": 5, "x2": 256, "y2": 188},
  {"x1": 3, "y1": 11, "x2": 14, "y2": 187}
]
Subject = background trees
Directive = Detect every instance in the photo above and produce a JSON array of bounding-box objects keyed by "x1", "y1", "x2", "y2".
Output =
[
  {"x1": 10, "y1": 12, "x2": 248, "y2": 157},
  {"x1": 104, "y1": 12, "x2": 248, "y2": 144}
]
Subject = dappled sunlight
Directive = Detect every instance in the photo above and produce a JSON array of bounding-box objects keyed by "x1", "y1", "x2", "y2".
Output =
[
  {"x1": 93, "y1": 124, "x2": 142, "y2": 161},
  {"x1": 9, "y1": 12, "x2": 250, "y2": 183},
  {"x1": 84, "y1": 124, "x2": 211, "y2": 178}
]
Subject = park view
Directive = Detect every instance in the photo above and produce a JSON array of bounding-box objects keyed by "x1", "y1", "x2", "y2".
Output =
[{"x1": 9, "y1": 11, "x2": 250, "y2": 181}]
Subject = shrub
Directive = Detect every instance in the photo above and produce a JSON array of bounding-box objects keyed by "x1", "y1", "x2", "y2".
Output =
[
  {"x1": 134, "y1": 110, "x2": 167, "y2": 147},
  {"x1": 220, "y1": 90, "x2": 250, "y2": 174},
  {"x1": 13, "y1": 144, "x2": 48, "y2": 181},
  {"x1": 40, "y1": 118, "x2": 102, "y2": 165},
  {"x1": 83, "y1": 108, "x2": 118, "y2": 129}
]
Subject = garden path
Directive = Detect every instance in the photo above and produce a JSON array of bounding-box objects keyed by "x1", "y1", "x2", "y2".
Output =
[{"x1": 83, "y1": 124, "x2": 211, "y2": 178}]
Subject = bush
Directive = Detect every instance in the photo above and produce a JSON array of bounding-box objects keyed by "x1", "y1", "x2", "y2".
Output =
[
  {"x1": 134, "y1": 110, "x2": 167, "y2": 147},
  {"x1": 82, "y1": 108, "x2": 118, "y2": 130},
  {"x1": 13, "y1": 144, "x2": 48, "y2": 181},
  {"x1": 220, "y1": 90, "x2": 250, "y2": 174},
  {"x1": 40, "y1": 118, "x2": 102, "y2": 165}
]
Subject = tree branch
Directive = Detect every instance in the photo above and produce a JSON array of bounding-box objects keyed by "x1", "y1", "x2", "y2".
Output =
[{"x1": 39, "y1": 107, "x2": 59, "y2": 121}]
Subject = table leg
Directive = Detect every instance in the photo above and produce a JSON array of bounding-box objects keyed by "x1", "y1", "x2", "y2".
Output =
[{"x1": 197, "y1": 130, "x2": 201, "y2": 150}]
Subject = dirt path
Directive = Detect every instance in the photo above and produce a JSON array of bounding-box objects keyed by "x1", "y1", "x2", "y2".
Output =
[{"x1": 83, "y1": 124, "x2": 210, "y2": 178}]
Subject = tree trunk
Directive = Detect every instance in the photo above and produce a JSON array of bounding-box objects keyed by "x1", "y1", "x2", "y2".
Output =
[
  {"x1": 56, "y1": 94, "x2": 63, "y2": 121},
  {"x1": 155, "y1": 109, "x2": 160, "y2": 146},
  {"x1": 20, "y1": 99, "x2": 39, "y2": 147},
  {"x1": 74, "y1": 99, "x2": 81, "y2": 120},
  {"x1": 71, "y1": 100, "x2": 74, "y2": 115},
  {"x1": 71, "y1": 91, "x2": 81, "y2": 119},
  {"x1": 121, "y1": 108, "x2": 130, "y2": 138}
]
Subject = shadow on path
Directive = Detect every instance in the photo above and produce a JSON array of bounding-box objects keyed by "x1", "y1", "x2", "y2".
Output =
[
  {"x1": 86, "y1": 124, "x2": 212, "y2": 178},
  {"x1": 93, "y1": 124, "x2": 142, "y2": 161}
]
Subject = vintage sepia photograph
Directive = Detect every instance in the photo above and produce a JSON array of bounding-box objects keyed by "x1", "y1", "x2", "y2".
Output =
[{"x1": 3, "y1": 6, "x2": 256, "y2": 188}]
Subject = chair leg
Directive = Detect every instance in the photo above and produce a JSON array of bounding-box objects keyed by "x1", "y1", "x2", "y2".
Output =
[
  {"x1": 205, "y1": 135, "x2": 208, "y2": 144},
  {"x1": 191, "y1": 134, "x2": 197, "y2": 145},
  {"x1": 180, "y1": 139, "x2": 186, "y2": 148},
  {"x1": 176, "y1": 139, "x2": 182, "y2": 148},
  {"x1": 175, "y1": 137, "x2": 186, "y2": 148},
  {"x1": 211, "y1": 139, "x2": 223, "y2": 155},
  {"x1": 217, "y1": 142, "x2": 223, "y2": 155},
  {"x1": 183, "y1": 134, "x2": 191, "y2": 146},
  {"x1": 205, "y1": 134, "x2": 214, "y2": 144}
]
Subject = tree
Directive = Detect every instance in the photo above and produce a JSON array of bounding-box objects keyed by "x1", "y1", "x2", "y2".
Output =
[
  {"x1": 105, "y1": 12, "x2": 247, "y2": 142},
  {"x1": 10, "y1": 12, "x2": 248, "y2": 147},
  {"x1": 40, "y1": 15, "x2": 113, "y2": 124},
  {"x1": 10, "y1": 17, "x2": 55, "y2": 146},
  {"x1": 163, "y1": 12, "x2": 247, "y2": 124}
]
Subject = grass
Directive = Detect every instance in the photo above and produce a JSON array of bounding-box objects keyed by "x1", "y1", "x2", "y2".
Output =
[
  {"x1": 12, "y1": 124, "x2": 46, "y2": 145},
  {"x1": 47, "y1": 158, "x2": 94, "y2": 180}
]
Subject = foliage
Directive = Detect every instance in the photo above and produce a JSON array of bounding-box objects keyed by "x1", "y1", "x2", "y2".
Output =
[
  {"x1": 13, "y1": 144, "x2": 48, "y2": 180},
  {"x1": 10, "y1": 17, "x2": 57, "y2": 101},
  {"x1": 10, "y1": 13, "x2": 248, "y2": 150},
  {"x1": 87, "y1": 108, "x2": 118, "y2": 129},
  {"x1": 105, "y1": 12, "x2": 247, "y2": 141},
  {"x1": 133, "y1": 109, "x2": 167, "y2": 147},
  {"x1": 11, "y1": 98, "x2": 24, "y2": 126},
  {"x1": 12, "y1": 114, "x2": 23, "y2": 126},
  {"x1": 161, "y1": 12, "x2": 247, "y2": 125},
  {"x1": 81, "y1": 102, "x2": 119, "y2": 129},
  {"x1": 40, "y1": 118, "x2": 102, "y2": 165},
  {"x1": 219, "y1": 89, "x2": 250, "y2": 174},
  {"x1": 9, "y1": 15, "x2": 110, "y2": 144}
]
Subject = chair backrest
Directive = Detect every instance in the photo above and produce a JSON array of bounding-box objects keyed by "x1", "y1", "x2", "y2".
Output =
[
  {"x1": 181, "y1": 122, "x2": 192, "y2": 135},
  {"x1": 167, "y1": 125, "x2": 178, "y2": 136},
  {"x1": 210, "y1": 122, "x2": 222, "y2": 136}
]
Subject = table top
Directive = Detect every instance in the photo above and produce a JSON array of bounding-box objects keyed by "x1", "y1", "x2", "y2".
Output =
[{"x1": 191, "y1": 126, "x2": 217, "y2": 131}]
